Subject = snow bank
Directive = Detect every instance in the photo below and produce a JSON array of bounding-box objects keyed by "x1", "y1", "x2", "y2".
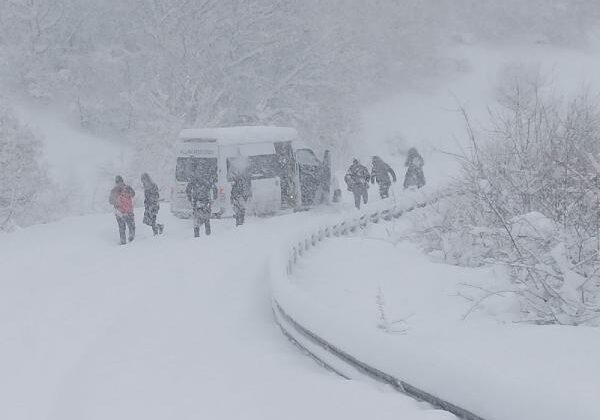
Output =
[
  {"x1": 509, "y1": 211, "x2": 556, "y2": 239},
  {"x1": 271, "y1": 212, "x2": 600, "y2": 420}
]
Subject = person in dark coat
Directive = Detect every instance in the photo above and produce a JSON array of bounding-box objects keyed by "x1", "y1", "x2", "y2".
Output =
[
  {"x1": 403, "y1": 147, "x2": 426, "y2": 189},
  {"x1": 344, "y1": 159, "x2": 370, "y2": 209},
  {"x1": 109, "y1": 175, "x2": 135, "y2": 245},
  {"x1": 186, "y1": 175, "x2": 216, "y2": 237},
  {"x1": 370, "y1": 156, "x2": 396, "y2": 199},
  {"x1": 141, "y1": 173, "x2": 164, "y2": 235},
  {"x1": 230, "y1": 170, "x2": 252, "y2": 226}
]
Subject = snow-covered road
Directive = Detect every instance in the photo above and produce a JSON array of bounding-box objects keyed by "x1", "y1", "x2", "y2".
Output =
[{"x1": 0, "y1": 207, "x2": 453, "y2": 419}]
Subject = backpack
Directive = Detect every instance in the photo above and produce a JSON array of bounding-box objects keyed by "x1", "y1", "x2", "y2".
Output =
[{"x1": 116, "y1": 189, "x2": 133, "y2": 214}]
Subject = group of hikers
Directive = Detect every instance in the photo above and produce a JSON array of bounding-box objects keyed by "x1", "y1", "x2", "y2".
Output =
[
  {"x1": 108, "y1": 147, "x2": 425, "y2": 244},
  {"x1": 108, "y1": 167, "x2": 252, "y2": 244},
  {"x1": 184, "y1": 164, "x2": 252, "y2": 238},
  {"x1": 344, "y1": 147, "x2": 425, "y2": 209},
  {"x1": 108, "y1": 173, "x2": 165, "y2": 245}
]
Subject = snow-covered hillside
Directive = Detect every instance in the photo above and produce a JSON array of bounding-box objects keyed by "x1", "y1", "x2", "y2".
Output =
[
  {"x1": 2, "y1": 2, "x2": 600, "y2": 420},
  {"x1": 13, "y1": 103, "x2": 130, "y2": 214},
  {"x1": 3, "y1": 9, "x2": 600, "y2": 420},
  {"x1": 361, "y1": 41, "x2": 600, "y2": 187},
  {"x1": 281, "y1": 220, "x2": 600, "y2": 420}
]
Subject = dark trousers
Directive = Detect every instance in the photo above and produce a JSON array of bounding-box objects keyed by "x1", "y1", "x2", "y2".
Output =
[
  {"x1": 145, "y1": 211, "x2": 157, "y2": 234},
  {"x1": 232, "y1": 197, "x2": 246, "y2": 226},
  {"x1": 193, "y1": 207, "x2": 211, "y2": 236},
  {"x1": 352, "y1": 187, "x2": 368, "y2": 209},
  {"x1": 143, "y1": 208, "x2": 163, "y2": 235},
  {"x1": 116, "y1": 213, "x2": 135, "y2": 244},
  {"x1": 234, "y1": 207, "x2": 245, "y2": 226},
  {"x1": 404, "y1": 168, "x2": 425, "y2": 189},
  {"x1": 378, "y1": 182, "x2": 391, "y2": 199}
]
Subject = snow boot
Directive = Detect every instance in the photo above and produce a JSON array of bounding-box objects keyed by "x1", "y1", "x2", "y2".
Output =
[{"x1": 194, "y1": 227, "x2": 200, "y2": 237}]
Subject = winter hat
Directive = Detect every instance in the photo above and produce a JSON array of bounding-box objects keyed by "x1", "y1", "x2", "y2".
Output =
[{"x1": 115, "y1": 175, "x2": 124, "y2": 184}]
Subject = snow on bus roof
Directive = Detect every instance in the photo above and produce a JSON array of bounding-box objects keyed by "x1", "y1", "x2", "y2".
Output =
[{"x1": 178, "y1": 126, "x2": 298, "y2": 145}]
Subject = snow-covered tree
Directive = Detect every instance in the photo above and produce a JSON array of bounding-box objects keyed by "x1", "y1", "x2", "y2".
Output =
[
  {"x1": 2, "y1": 0, "x2": 600, "y2": 207},
  {"x1": 412, "y1": 71, "x2": 600, "y2": 325},
  {"x1": 0, "y1": 104, "x2": 59, "y2": 229}
]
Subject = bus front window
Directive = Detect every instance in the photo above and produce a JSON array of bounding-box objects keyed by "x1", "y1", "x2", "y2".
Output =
[{"x1": 176, "y1": 157, "x2": 217, "y2": 183}]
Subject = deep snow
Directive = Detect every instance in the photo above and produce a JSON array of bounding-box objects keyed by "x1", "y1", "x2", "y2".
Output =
[
  {"x1": 277, "y1": 218, "x2": 600, "y2": 420},
  {"x1": 4, "y1": 40, "x2": 600, "y2": 420},
  {"x1": 0, "y1": 206, "x2": 453, "y2": 420}
]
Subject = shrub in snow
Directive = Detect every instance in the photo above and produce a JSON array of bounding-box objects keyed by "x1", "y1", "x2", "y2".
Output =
[
  {"x1": 509, "y1": 212, "x2": 556, "y2": 241},
  {"x1": 411, "y1": 75, "x2": 600, "y2": 325},
  {"x1": 0, "y1": 104, "x2": 63, "y2": 230}
]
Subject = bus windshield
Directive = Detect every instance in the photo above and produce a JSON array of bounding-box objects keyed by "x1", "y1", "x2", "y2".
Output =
[
  {"x1": 296, "y1": 149, "x2": 321, "y2": 166},
  {"x1": 227, "y1": 154, "x2": 280, "y2": 180},
  {"x1": 176, "y1": 157, "x2": 218, "y2": 182}
]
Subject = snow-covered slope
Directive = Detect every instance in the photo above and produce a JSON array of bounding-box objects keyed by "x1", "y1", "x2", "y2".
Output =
[
  {"x1": 360, "y1": 41, "x2": 600, "y2": 188},
  {"x1": 279, "y1": 220, "x2": 600, "y2": 420},
  {"x1": 13, "y1": 103, "x2": 130, "y2": 214},
  {"x1": 0, "y1": 207, "x2": 454, "y2": 420}
]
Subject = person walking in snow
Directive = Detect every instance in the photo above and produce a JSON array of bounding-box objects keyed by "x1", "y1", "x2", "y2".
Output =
[
  {"x1": 186, "y1": 175, "x2": 216, "y2": 237},
  {"x1": 141, "y1": 173, "x2": 164, "y2": 236},
  {"x1": 344, "y1": 159, "x2": 370, "y2": 209},
  {"x1": 230, "y1": 168, "x2": 252, "y2": 227},
  {"x1": 403, "y1": 147, "x2": 425, "y2": 189},
  {"x1": 370, "y1": 155, "x2": 396, "y2": 199},
  {"x1": 109, "y1": 175, "x2": 136, "y2": 245}
]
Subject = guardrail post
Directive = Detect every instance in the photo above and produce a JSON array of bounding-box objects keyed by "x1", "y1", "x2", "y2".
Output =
[
  {"x1": 371, "y1": 212, "x2": 380, "y2": 223},
  {"x1": 349, "y1": 222, "x2": 357, "y2": 233},
  {"x1": 341, "y1": 222, "x2": 348, "y2": 235},
  {"x1": 358, "y1": 215, "x2": 367, "y2": 228},
  {"x1": 382, "y1": 209, "x2": 392, "y2": 221}
]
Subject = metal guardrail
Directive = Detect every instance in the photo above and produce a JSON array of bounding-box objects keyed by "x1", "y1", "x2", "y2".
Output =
[
  {"x1": 271, "y1": 196, "x2": 487, "y2": 420},
  {"x1": 284, "y1": 202, "x2": 411, "y2": 276}
]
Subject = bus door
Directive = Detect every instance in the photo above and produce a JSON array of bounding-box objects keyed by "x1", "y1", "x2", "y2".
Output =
[
  {"x1": 235, "y1": 143, "x2": 281, "y2": 215},
  {"x1": 244, "y1": 154, "x2": 281, "y2": 215},
  {"x1": 175, "y1": 155, "x2": 218, "y2": 212},
  {"x1": 274, "y1": 141, "x2": 297, "y2": 209}
]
